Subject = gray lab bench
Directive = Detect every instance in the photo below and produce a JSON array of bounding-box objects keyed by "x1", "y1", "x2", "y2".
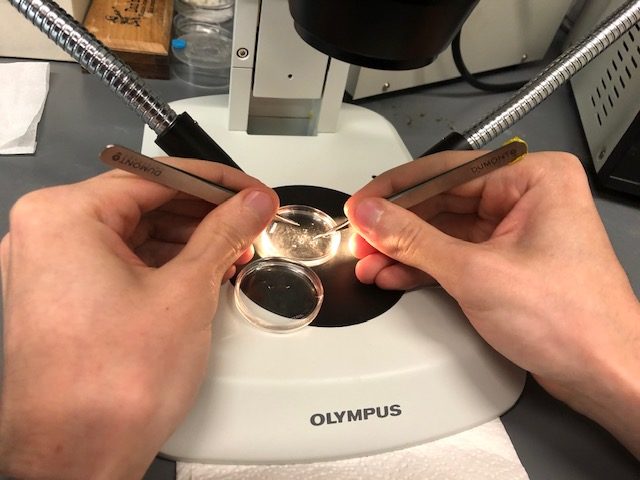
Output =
[{"x1": 0, "y1": 59, "x2": 638, "y2": 479}]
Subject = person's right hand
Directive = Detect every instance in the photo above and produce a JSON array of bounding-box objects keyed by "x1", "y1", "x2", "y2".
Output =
[{"x1": 345, "y1": 150, "x2": 640, "y2": 457}]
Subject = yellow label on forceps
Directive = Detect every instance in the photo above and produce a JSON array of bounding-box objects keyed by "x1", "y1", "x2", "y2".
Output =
[{"x1": 504, "y1": 136, "x2": 529, "y2": 164}]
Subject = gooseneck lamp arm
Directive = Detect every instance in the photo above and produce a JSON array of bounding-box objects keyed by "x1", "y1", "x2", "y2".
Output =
[
  {"x1": 8, "y1": 0, "x2": 242, "y2": 170},
  {"x1": 9, "y1": 0, "x2": 640, "y2": 162},
  {"x1": 424, "y1": 0, "x2": 640, "y2": 155}
]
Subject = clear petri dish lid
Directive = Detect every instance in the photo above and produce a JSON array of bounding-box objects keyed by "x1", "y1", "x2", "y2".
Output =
[
  {"x1": 173, "y1": 14, "x2": 232, "y2": 36},
  {"x1": 255, "y1": 205, "x2": 341, "y2": 267},
  {"x1": 175, "y1": 0, "x2": 234, "y2": 17},
  {"x1": 171, "y1": 25, "x2": 232, "y2": 70},
  {"x1": 235, "y1": 258, "x2": 323, "y2": 333}
]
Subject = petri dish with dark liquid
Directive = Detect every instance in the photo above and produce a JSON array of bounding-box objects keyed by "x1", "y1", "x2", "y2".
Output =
[{"x1": 234, "y1": 258, "x2": 324, "y2": 333}]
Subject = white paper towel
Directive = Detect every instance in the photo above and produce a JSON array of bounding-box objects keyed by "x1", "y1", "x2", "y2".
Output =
[
  {"x1": 177, "y1": 418, "x2": 529, "y2": 480},
  {"x1": 0, "y1": 62, "x2": 50, "y2": 155}
]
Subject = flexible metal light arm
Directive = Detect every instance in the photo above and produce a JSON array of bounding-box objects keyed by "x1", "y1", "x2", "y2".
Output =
[
  {"x1": 9, "y1": 0, "x2": 242, "y2": 168},
  {"x1": 11, "y1": 0, "x2": 640, "y2": 158},
  {"x1": 425, "y1": 0, "x2": 640, "y2": 154}
]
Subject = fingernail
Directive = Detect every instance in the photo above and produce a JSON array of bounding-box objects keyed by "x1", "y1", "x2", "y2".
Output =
[
  {"x1": 244, "y1": 190, "x2": 276, "y2": 221},
  {"x1": 353, "y1": 198, "x2": 384, "y2": 234}
]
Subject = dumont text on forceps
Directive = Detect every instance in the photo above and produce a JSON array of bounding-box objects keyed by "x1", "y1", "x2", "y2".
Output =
[
  {"x1": 99, "y1": 145, "x2": 299, "y2": 226},
  {"x1": 316, "y1": 138, "x2": 528, "y2": 238}
]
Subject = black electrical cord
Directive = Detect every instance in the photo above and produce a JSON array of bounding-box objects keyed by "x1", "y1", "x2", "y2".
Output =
[{"x1": 451, "y1": 30, "x2": 529, "y2": 93}]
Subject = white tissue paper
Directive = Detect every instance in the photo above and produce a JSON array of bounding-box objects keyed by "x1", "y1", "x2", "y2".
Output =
[
  {"x1": 177, "y1": 418, "x2": 529, "y2": 480},
  {"x1": 0, "y1": 62, "x2": 50, "y2": 155}
]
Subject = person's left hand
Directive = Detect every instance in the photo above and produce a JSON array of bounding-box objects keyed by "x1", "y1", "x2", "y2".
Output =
[{"x1": 0, "y1": 159, "x2": 278, "y2": 480}]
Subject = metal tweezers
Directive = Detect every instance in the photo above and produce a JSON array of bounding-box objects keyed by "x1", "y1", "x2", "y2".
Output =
[
  {"x1": 99, "y1": 145, "x2": 299, "y2": 226},
  {"x1": 315, "y1": 138, "x2": 528, "y2": 238}
]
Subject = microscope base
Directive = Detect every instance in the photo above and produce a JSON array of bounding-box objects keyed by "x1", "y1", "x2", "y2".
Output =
[{"x1": 141, "y1": 95, "x2": 525, "y2": 463}]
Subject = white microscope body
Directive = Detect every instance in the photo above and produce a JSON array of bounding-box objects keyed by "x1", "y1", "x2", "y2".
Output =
[{"x1": 142, "y1": 0, "x2": 526, "y2": 463}]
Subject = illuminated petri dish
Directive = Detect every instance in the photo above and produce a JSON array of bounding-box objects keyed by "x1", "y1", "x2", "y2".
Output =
[
  {"x1": 255, "y1": 205, "x2": 341, "y2": 267},
  {"x1": 234, "y1": 258, "x2": 323, "y2": 333}
]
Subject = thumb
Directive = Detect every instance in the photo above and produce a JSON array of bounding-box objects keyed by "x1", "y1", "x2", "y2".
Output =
[
  {"x1": 345, "y1": 197, "x2": 470, "y2": 287},
  {"x1": 172, "y1": 187, "x2": 278, "y2": 279}
]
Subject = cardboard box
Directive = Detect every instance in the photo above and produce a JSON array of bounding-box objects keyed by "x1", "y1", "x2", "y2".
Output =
[{"x1": 0, "y1": 0, "x2": 91, "y2": 61}]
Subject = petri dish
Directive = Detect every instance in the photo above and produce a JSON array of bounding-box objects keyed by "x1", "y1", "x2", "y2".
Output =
[
  {"x1": 174, "y1": 0, "x2": 234, "y2": 24},
  {"x1": 235, "y1": 258, "x2": 323, "y2": 333},
  {"x1": 255, "y1": 205, "x2": 341, "y2": 267},
  {"x1": 173, "y1": 14, "x2": 231, "y2": 37},
  {"x1": 171, "y1": 24, "x2": 232, "y2": 89}
]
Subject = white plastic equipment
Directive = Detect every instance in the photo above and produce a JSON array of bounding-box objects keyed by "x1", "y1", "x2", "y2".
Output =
[{"x1": 141, "y1": 0, "x2": 526, "y2": 463}]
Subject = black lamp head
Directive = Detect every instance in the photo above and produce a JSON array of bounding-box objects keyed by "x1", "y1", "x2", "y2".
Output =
[{"x1": 288, "y1": 0, "x2": 479, "y2": 71}]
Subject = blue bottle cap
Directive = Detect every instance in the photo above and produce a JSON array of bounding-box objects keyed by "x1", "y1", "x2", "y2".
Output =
[{"x1": 171, "y1": 38, "x2": 187, "y2": 50}]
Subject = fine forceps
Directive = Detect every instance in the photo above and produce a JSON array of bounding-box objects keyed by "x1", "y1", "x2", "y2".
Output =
[
  {"x1": 315, "y1": 138, "x2": 528, "y2": 238},
  {"x1": 99, "y1": 145, "x2": 299, "y2": 226}
]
